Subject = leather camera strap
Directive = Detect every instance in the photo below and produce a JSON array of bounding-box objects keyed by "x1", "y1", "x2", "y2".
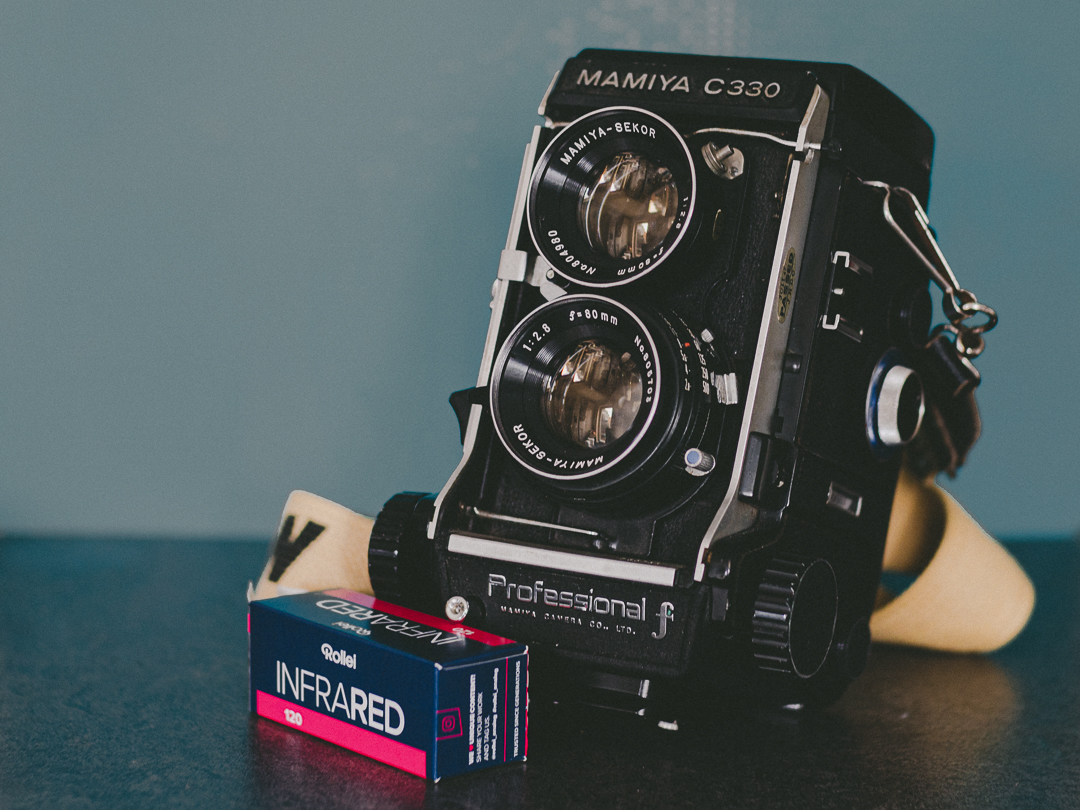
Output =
[
  {"x1": 250, "y1": 490, "x2": 373, "y2": 602},
  {"x1": 871, "y1": 464, "x2": 1034, "y2": 652}
]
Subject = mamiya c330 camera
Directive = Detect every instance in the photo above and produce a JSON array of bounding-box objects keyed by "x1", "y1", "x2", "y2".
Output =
[{"x1": 369, "y1": 50, "x2": 995, "y2": 711}]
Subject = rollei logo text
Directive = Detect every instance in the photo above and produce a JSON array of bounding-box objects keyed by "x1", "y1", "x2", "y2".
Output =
[{"x1": 321, "y1": 643, "x2": 356, "y2": 669}]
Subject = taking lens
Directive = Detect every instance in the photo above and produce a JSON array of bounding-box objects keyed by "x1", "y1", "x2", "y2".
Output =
[
  {"x1": 577, "y1": 153, "x2": 678, "y2": 261},
  {"x1": 541, "y1": 339, "x2": 643, "y2": 449},
  {"x1": 489, "y1": 294, "x2": 732, "y2": 499}
]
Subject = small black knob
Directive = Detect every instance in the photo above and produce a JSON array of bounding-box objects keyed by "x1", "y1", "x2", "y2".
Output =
[
  {"x1": 368, "y1": 491, "x2": 436, "y2": 610},
  {"x1": 833, "y1": 618, "x2": 871, "y2": 682},
  {"x1": 890, "y1": 283, "x2": 932, "y2": 349},
  {"x1": 751, "y1": 556, "x2": 838, "y2": 679}
]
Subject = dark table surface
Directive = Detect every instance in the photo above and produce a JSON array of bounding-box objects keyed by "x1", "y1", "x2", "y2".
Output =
[{"x1": 0, "y1": 536, "x2": 1076, "y2": 809}]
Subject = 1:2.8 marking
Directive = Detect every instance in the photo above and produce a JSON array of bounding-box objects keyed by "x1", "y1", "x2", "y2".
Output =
[{"x1": 520, "y1": 322, "x2": 551, "y2": 353}]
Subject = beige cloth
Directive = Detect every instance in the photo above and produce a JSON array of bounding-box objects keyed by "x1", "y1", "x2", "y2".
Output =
[
  {"x1": 250, "y1": 490, "x2": 373, "y2": 601},
  {"x1": 871, "y1": 465, "x2": 1035, "y2": 652},
  {"x1": 253, "y1": 472, "x2": 1036, "y2": 654}
]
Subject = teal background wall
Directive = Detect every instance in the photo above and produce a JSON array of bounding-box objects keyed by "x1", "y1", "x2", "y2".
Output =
[{"x1": 2, "y1": 1, "x2": 1077, "y2": 538}]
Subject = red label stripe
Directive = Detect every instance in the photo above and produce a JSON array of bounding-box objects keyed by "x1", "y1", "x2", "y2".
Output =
[
  {"x1": 256, "y1": 691, "x2": 426, "y2": 778},
  {"x1": 323, "y1": 588, "x2": 518, "y2": 646}
]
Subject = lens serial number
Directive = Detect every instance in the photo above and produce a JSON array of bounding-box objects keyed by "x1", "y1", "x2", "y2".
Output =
[{"x1": 547, "y1": 230, "x2": 598, "y2": 275}]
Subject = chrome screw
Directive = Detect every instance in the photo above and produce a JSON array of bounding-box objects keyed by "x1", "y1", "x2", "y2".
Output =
[{"x1": 445, "y1": 596, "x2": 469, "y2": 622}]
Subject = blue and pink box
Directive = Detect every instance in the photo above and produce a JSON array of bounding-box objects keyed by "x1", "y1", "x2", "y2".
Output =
[{"x1": 249, "y1": 588, "x2": 528, "y2": 780}]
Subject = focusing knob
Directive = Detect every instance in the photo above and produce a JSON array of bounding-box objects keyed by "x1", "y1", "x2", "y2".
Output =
[
  {"x1": 368, "y1": 491, "x2": 436, "y2": 610},
  {"x1": 751, "y1": 556, "x2": 838, "y2": 679}
]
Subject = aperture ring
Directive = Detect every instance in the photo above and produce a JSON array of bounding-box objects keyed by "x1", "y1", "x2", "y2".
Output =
[
  {"x1": 490, "y1": 295, "x2": 662, "y2": 482},
  {"x1": 489, "y1": 294, "x2": 729, "y2": 500}
]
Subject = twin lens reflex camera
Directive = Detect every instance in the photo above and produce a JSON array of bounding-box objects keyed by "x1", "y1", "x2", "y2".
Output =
[{"x1": 368, "y1": 50, "x2": 997, "y2": 713}]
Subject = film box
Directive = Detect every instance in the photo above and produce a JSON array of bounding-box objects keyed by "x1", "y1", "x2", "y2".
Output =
[{"x1": 249, "y1": 588, "x2": 528, "y2": 780}]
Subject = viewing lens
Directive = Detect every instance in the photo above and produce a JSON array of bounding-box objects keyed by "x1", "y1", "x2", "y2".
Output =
[
  {"x1": 578, "y1": 153, "x2": 678, "y2": 260},
  {"x1": 541, "y1": 339, "x2": 643, "y2": 449}
]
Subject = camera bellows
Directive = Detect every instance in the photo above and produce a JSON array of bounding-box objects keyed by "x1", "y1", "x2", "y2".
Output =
[{"x1": 751, "y1": 557, "x2": 838, "y2": 679}]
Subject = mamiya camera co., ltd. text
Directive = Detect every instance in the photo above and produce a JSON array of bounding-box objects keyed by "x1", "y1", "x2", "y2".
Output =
[{"x1": 369, "y1": 50, "x2": 993, "y2": 710}]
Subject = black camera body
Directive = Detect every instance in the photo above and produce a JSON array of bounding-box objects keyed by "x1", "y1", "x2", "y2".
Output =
[{"x1": 372, "y1": 50, "x2": 950, "y2": 710}]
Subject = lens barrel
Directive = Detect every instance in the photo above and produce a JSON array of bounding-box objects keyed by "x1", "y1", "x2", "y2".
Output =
[
  {"x1": 527, "y1": 107, "x2": 698, "y2": 287},
  {"x1": 489, "y1": 294, "x2": 728, "y2": 502}
]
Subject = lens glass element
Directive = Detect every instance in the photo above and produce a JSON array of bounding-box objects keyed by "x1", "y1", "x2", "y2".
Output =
[
  {"x1": 578, "y1": 153, "x2": 678, "y2": 260},
  {"x1": 541, "y1": 339, "x2": 643, "y2": 449}
]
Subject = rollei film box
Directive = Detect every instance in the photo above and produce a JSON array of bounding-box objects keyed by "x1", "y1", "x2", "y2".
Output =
[{"x1": 249, "y1": 588, "x2": 528, "y2": 780}]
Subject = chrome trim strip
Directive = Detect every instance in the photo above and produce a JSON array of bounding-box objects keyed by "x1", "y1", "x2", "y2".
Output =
[
  {"x1": 537, "y1": 70, "x2": 560, "y2": 120},
  {"x1": 448, "y1": 534, "x2": 679, "y2": 587},
  {"x1": 694, "y1": 85, "x2": 831, "y2": 579},
  {"x1": 690, "y1": 127, "x2": 821, "y2": 153},
  {"x1": 467, "y1": 507, "x2": 601, "y2": 538},
  {"x1": 428, "y1": 129, "x2": 542, "y2": 539}
]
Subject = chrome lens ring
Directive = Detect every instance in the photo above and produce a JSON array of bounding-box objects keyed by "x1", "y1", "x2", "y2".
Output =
[
  {"x1": 490, "y1": 294, "x2": 726, "y2": 499},
  {"x1": 490, "y1": 295, "x2": 662, "y2": 482},
  {"x1": 527, "y1": 107, "x2": 697, "y2": 287}
]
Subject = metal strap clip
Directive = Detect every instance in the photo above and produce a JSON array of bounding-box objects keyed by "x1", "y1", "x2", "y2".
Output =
[{"x1": 861, "y1": 181, "x2": 998, "y2": 358}]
